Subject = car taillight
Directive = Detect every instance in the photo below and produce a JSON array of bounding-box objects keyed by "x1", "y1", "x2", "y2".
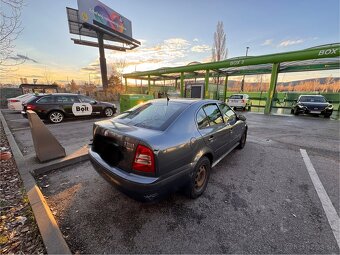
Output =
[
  {"x1": 242, "y1": 99, "x2": 245, "y2": 103},
  {"x1": 26, "y1": 104, "x2": 35, "y2": 110},
  {"x1": 132, "y1": 144, "x2": 155, "y2": 173},
  {"x1": 8, "y1": 99, "x2": 20, "y2": 103}
]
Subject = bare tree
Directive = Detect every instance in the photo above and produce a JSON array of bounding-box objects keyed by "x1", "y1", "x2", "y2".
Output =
[
  {"x1": 212, "y1": 21, "x2": 228, "y2": 62},
  {"x1": 110, "y1": 58, "x2": 126, "y2": 87},
  {"x1": 212, "y1": 21, "x2": 227, "y2": 90},
  {"x1": 0, "y1": 0, "x2": 24, "y2": 71}
]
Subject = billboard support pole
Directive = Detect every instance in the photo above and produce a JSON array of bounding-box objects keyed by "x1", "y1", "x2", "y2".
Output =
[{"x1": 97, "y1": 32, "x2": 109, "y2": 89}]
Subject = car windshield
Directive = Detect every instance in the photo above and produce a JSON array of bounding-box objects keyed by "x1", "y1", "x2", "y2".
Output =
[
  {"x1": 25, "y1": 96, "x2": 38, "y2": 103},
  {"x1": 230, "y1": 95, "x2": 243, "y2": 99},
  {"x1": 299, "y1": 96, "x2": 326, "y2": 103},
  {"x1": 114, "y1": 101, "x2": 187, "y2": 131}
]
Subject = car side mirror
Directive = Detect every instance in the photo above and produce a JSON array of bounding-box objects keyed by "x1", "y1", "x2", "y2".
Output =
[
  {"x1": 237, "y1": 114, "x2": 246, "y2": 121},
  {"x1": 90, "y1": 100, "x2": 97, "y2": 105}
]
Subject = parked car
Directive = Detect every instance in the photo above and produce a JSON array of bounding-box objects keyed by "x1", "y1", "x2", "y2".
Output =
[
  {"x1": 89, "y1": 99, "x2": 247, "y2": 202},
  {"x1": 21, "y1": 93, "x2": 117, "y2": 123},
  {"x1": 291, "y1": 95, "x2": 333, "y2": 118},
  {"x1": 7, "y1": 93, "x2": 36, "y2": 111},
  {"x1": 227, "y1": 94, "x2": 251, "y2": 111}
]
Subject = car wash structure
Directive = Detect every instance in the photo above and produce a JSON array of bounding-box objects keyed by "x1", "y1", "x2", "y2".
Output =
[{"x1": 123, "y1": 43, "x2": 340, "y2": 114}]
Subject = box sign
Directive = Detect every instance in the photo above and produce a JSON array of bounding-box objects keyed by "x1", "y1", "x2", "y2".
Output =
[{"x1": 77, "y1": 0, "x2": 132, "y2": 38}]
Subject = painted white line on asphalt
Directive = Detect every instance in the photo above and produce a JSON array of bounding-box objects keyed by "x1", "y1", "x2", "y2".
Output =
[{"x1": 300, "y1": 149, "x2": 340, "y2": 249}]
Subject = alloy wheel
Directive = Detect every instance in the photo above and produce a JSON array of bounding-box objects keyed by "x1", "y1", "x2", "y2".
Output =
[{"x1": 50, "y1": 112, "x2": 63, "y2": 123}]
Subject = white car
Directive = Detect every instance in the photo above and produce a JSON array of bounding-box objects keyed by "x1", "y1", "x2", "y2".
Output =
[
  {"x1": 227, "y1": 94, "x2": 251, "y2": 111},
  {"x1": 7, "y1": 94, "x2": 35, "y2": 111}
]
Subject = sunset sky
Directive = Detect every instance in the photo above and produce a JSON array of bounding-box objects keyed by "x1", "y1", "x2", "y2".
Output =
[{"x1": 2, "y1": 0, "x2": 340, "y2": 85}]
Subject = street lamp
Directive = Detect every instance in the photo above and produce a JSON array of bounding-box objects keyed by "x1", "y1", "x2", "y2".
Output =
[{"x1": 241, "y1": 47, "x2": 250, "y2": 92}]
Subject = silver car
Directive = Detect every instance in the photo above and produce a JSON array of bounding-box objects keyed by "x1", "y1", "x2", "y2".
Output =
[{"x1": 89, "y1": 99, "x2": 247, "y2": 201}]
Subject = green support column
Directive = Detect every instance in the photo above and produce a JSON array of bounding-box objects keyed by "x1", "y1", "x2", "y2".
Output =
[
  {"x1": 223, "y1": 75, "x2": 229, "y2": 102},
  {"x1": 264, "y1": 63, "x2": 280, "y2": 114},
  {"x1": 204, "y1": 70, "x2": 209, "y2": 99},
  {"x1": 180, "y1": 72, "x2": 184, "y2": 97},
  {"x1": 148, "y1": 75, "x2": 151, "y2": 95},
  {"x1": 124, "y1": 78, "x2": 128, "y2": 92},
  {"x1": 175, "y1": 78, "x2": 178, "y2": 90}
]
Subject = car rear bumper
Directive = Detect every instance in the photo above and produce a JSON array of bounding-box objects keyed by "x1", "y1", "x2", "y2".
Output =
[{"x1": 89, "y1": 148, "x2": 192, "y2": 202}]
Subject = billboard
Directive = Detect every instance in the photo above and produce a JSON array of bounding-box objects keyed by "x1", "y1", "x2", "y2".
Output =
[{"x1": 77, "y1": 0, "x2": 132, "y2": 38}]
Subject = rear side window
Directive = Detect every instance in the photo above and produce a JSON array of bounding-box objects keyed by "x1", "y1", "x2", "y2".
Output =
[
  {"x1": 202, "y1": 104, "x2": 224, "y2": 126},
  {"x1": 36, "y1": 96, "x2": 54, "y2": 104},
  {"x1": 55, "y1": 95, "x2": 79, "y2": 103},
  {"x1": 196, "y1": 108, "x2": 210, "y2": 129},
  {"x1": 115, "y1": 102, "x2": 187, "y2": 131}
]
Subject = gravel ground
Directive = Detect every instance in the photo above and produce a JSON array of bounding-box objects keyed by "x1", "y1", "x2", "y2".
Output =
[{"x1": 0, "y1": 122, "x2": 46, "y2": 254}]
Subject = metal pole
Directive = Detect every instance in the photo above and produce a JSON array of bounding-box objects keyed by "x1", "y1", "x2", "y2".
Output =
[
  {"x1": 148, "y1": 75, "x2": 151, "y2": 95},
  {"x1": 204, "y1": 70, "x2": 209, "y2": 99},
  {"x1": 264, "y1": 63, "x2": 280, "y2": 114},
  {"x1": 180, "y1": 72, "x2": 184, "y2": 97},
  {"x1": 241, "y1": 47, "x2": 249, "y2": 92},
  {"x1": 124, "y1": 78, "x2": 127, "y2": 92},
  {"x1": 97, "y1": 32, "x2": 108, "y2": 89},
  {"x1": 223, "y1": 75, "x2": 229, "y2": 102}
]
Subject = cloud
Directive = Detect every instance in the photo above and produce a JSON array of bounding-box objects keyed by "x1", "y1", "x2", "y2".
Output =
[
  {"x1": 278, "y1": 39, "x2": 304, "y2": 47},
  {"x1": 9, "y1": 54, "x2": 39, "y2": 63},
  {"x1": 191, "y1": 45, "x2": 211, "y2": 53},
  {"x1": 261, "y1": 39, "x2": 273, "y2": 46},
  {"x1": 82, "y1": 37, "x2": 212, "y2": 75},
  {"x1": 193, "y1": 38, "x2": 199, "y2": 42}
]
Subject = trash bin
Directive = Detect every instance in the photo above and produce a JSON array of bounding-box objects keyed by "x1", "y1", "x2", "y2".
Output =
[{"x1": 120, "y1": 94, "x2": 154, "y2": 113}]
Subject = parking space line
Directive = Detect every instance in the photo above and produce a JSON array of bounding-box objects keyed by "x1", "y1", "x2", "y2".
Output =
[{"x1": 300, "y1": 149, "x2": 340, "y2": 249}]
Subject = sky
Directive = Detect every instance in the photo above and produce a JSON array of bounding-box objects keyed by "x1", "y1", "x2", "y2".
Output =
[{"x1": 2, "y1": 0, "x2": 340, "y2": 85}]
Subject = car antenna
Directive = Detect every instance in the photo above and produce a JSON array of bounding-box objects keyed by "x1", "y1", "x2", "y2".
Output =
[{"x1": 166, "y1": 93, "x2": 170, "y2": 106}]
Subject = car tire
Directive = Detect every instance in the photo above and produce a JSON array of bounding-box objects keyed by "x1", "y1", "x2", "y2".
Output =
[
  {"x1": 48, "y1": 111, "x2": 64, "y2": 124},
  {"x1": 293, "y1": 108, "x2": 299, "y2": 115},
  {"x1": 186, "y1": 156, "x2": 211, "y2": 199},
  {"x1": 237, "y1": 129, "x2": 247, "y2": 149},
  {"x1": 103, "y1": 107, "x2": 114, "y2": 117},
  {"x1": 324, "y1": 113, "x2": 331, "y2": 118},
  {"x1": 290, "y1": 109, "x2": 294, "y2": 114}
]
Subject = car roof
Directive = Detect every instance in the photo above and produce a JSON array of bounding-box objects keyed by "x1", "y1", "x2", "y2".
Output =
[
  {"x1": 149, "y1": 98, "x2": 224, "y2": 106},
  {"x1": 34, "y1": 93, "x2": 80, "y2": 97},
  {"x1": 299, "y1": 95, "x2": 325, "y2": 97}
]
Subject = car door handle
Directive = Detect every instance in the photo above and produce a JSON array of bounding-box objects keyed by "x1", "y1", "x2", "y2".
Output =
[{"x1": 208, "y1": 135, "x2": 214, "y2": 141}]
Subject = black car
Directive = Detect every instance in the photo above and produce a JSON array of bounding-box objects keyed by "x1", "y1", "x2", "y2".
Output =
[
  {"x1": 22, "y1": 93, "x2": 117, "y2": 123},
  {"x1": 291, "y1": 95, "x2": 333, "y2": 118}
]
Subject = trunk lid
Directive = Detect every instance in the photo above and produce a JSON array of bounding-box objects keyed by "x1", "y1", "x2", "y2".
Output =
[{"x1": 92, "y1": 119, "x2": 162, "y2": 173}]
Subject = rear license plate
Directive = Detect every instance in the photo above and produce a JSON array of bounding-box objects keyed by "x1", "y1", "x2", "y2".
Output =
[{"x1": 310, "y1": 111, "x2": 321, "y2": 114}]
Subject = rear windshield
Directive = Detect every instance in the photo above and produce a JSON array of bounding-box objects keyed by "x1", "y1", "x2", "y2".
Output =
[
  {"x1": 114, "y1": 101, "x2": 187, "y2": 131},
  {"x1": 299, "y1": 96, "x2": 326, "y2": 103},
  {"x1": 229, "y1": 95, "x2": 243, "y2": 99}
]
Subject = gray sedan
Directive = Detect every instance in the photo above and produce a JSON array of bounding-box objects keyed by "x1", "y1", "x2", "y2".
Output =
[{"x1": 89, "y1": 99, "x2": 247, "y2": 201}]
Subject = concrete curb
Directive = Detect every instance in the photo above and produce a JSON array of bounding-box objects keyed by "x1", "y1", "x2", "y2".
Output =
[
  {"x1": 0, "y1": 110, "x2": 72, "y2": 254},
  {"x1": 32, "y1": 152, "x2": 89, "y2": 176}
]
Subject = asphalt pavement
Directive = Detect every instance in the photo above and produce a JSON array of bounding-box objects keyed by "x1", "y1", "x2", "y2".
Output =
[{"x1": 35, "y1": 112, "x2": 339, "y2": 254}]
